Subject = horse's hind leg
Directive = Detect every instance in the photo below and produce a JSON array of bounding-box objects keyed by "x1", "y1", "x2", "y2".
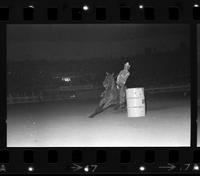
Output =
[
  {"x1": 88, "y1": 104, "x2": 104, "y2": 118},
  {"x1": 88, "y1": 103, "x2": 115, "y2": 118}
]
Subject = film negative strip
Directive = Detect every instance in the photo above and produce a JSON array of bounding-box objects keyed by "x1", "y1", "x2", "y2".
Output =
[{"x1": 0, "y1": 0, "x2": 200, "y2": 174}]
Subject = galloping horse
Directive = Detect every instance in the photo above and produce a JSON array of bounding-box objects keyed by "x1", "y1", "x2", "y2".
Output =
[{"x1": 88, "y1": 72, "x2": 126, "y2": 118}]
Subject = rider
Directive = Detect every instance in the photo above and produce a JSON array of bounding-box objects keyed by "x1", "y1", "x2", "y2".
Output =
[{"x1": 116, "y1": 62, "x2": 131, "y2": 107}]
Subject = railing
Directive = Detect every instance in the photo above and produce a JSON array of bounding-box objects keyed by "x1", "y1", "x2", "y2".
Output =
[
  {"x1": 145, "y1": 84, "x2": 190, "y2": 94},
  {"x1": 7, "y1": 84, "x2": 190, "y2": 105},
  {"x1": 59, "y1": 84, "x2": 94, "y2": 91}
]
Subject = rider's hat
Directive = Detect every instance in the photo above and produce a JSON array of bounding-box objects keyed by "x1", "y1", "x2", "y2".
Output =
[{"x1": 124, "y1": 62, "x2": 130, "y2": 68}]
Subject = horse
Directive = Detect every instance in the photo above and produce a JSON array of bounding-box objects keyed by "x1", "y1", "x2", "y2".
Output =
[{"x1": 88, "y1": 72, "x2": 126, "y2": 118}]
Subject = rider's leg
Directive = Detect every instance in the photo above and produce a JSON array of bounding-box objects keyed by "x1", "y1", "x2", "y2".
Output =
[{"x1": 119, "y1": 85, "x2": 126, "y2": 108}]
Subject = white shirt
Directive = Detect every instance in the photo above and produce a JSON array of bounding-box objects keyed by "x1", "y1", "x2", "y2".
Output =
[{"x1": 116, "y1": 69, "x2": 130, "y2": 85}]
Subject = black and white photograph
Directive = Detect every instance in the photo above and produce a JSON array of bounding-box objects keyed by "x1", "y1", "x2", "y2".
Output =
[{"x1": 7, "y1": 24, "x2": 190, "y2": 147}]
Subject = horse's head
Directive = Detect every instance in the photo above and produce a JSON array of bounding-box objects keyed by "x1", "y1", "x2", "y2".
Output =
[{"x1": 103, "y1": 72, "x2": 115, "y2": 90}]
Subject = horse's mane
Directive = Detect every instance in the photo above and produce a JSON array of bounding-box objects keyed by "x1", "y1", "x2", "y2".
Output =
[
  {"x1": 104, "y1": 73, "x2": 115, "y2": 89},
  {"x1": 103, "y1": 73, "x2": 118, "y2": 100}
]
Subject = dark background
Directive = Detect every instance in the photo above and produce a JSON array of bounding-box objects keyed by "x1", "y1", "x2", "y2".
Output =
[{"x1": 7, "y1": 24, "x2": 190, "y2": 97}]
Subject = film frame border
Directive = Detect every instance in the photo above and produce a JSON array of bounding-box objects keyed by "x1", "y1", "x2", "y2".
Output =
[{"x1": 0, "y1": 0, "x2": 199, "y2": 174}]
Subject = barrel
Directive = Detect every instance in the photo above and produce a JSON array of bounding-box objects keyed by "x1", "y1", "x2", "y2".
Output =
[{"x1": 126, "y1": 88, "x2": 146, "y2": 117}]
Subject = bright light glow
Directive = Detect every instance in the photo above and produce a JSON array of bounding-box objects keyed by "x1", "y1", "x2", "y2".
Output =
[
  {"x1": 194, "y1": 4, "x2": 199, "y2": 7},
  {"x1": 139, "y1": 166, "x2": 146, "y2": 171},
  {"x1": 193, "y1": 164, "x2": 199, "y2": 171},
  {"x1": 83, "y1": 5, "x2": 89, "y2": 11},
  {"x1": 139, "y1": 5, "x2": 144, "y2": 9},
  {"x1": 62, "y1": 77, "x2": 71, "y2": 82},
  {"x1": 84, "y1": 166, "x2": 89, "y2": 172},
  {"x1": 28, "y1": 166, "x2": 34, "y2": 172},
  {"x1": 28, "y1": 5, "x2": 34, "y2": 8}
]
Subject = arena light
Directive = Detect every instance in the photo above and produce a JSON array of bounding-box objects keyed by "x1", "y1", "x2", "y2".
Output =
[
  {"x1": 28, "y1": 5, "x2": 34, "y2": 8},
  {"x1": 62, "y1": 77, "x2": 71, "y2": 82},
  {"x1": 194, "y1": 4, "x2": 199, "y2": 7}
]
